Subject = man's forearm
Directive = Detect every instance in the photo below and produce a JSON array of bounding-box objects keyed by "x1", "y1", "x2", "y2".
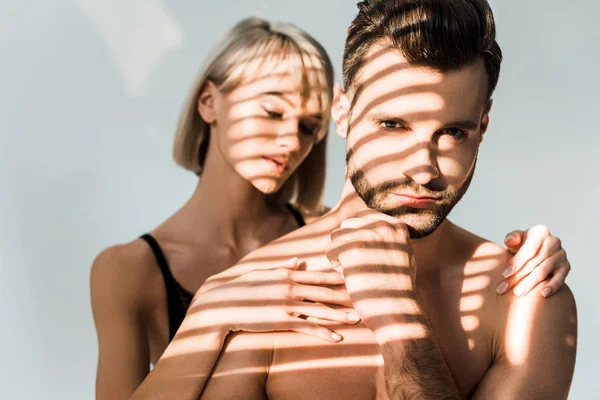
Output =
[
  {"x1": 130, "y1": 326, "x2": 227, "y2": 400},
  {"x1": 372, "y1": 299, "x2": 460, "y2": 400}
]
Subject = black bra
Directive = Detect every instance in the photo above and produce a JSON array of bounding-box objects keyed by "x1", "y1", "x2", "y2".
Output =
[{"x1": 139, "y1": 204, "x2": 306, "y2": 341}]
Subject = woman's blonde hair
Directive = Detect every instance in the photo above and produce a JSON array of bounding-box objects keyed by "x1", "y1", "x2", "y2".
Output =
[{"x1": 173, "y1": 17, "x2": 334, "y2": 212}]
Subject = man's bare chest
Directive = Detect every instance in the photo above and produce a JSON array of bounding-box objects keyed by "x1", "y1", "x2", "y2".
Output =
[{"x1": 266, "y1": 298, "x2": 494, "y2": 400}]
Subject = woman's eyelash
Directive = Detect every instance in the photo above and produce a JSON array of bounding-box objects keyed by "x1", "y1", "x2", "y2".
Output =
[{"x1": 263, "y1": 107, "x2": 283, "y2": 119}]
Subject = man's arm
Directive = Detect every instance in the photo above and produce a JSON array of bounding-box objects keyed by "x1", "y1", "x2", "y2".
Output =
[
  {"x1": 324, "y1": 209, "x2": 462, "y2": 399},
  {"x1": 472, "y1": 284, "x2": 577, "y2": 399},
  {"x1": 370, "y1": 293, "x2": 461, "y2": 399}
]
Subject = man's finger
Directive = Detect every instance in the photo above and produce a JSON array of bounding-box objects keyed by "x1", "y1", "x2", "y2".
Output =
[
  {"x1": 324, "y1": 239, "x2": 344, "y2": 270},
  {"x1": 354, "y1": 208, "x2": 406, "y2": 231}
]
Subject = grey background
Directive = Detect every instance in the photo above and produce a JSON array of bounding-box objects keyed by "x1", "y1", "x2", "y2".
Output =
[{"x1": 0, "y1": 0, "x2": 597, "y2": 398}]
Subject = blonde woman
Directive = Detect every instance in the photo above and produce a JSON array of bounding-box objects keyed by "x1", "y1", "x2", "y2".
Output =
[{"x1": 91, "y1": 17, "x2": 571, "y2": 400}]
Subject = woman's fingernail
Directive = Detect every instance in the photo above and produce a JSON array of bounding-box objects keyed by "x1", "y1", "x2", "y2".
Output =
[
  {"x1": 503, "y1": 266, "x2": 514, "y2": 278},
  {"x1": 505, "y1": 233, "x2": 516, "y2": 242},
  {"x1": 496, "y1": 281, "x2": 509, "y2": 294},
  {"x1": 514, "y1": 286, "x2": 526, "y2": 297},
  {"x1": 347, "y1": 313, "x2": 360, "y2": 322},
  {"x1": 289, "y1": 257, "x2": 298, "y2": 264},
  {"x1": 331, "y1": 332, "x2": 342, "y2": 341},
  {"x1": 541, "y1": 287, "x2": 552, "y2": 297}
]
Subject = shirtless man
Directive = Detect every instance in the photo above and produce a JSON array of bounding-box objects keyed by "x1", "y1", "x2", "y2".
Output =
[{"x1": 187, "y1": 1, "x2": 578, "y2": 398}]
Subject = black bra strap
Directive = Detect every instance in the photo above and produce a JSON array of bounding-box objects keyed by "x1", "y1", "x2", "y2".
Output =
[
  {"x1": 139, "y1": 234, "x2": 175, "y2": 282},
  {"x1": 286, "y1": 203, "x2": 306, "y2": 227},
  {"x1": 139, "y1": 233, "x2": 183, "y2": 340}
]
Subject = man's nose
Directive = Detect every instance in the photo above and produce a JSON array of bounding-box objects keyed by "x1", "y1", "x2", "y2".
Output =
[{"x1": 402, "y1": 140, "x2": 439, "y2": 185}]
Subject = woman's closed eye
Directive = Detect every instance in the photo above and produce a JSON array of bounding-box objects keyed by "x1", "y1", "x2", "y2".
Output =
[{"x1": 263, "y1": 106, "x2": 284, "y2": 120}]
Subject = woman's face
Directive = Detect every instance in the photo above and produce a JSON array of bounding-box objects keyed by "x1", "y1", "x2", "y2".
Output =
[{"x1": 203, "y1": 57, "x2": 326, "y2": 194}]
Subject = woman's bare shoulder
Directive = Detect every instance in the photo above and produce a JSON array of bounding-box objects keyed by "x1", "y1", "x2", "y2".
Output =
[{"x1": 90, "y1": 238, "x2": 161, "y2": 312}]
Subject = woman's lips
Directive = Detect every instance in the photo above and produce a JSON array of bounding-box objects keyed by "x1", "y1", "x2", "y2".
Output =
[{"x1": 262, "y1": 156, "x2": 288, "y2": 174}]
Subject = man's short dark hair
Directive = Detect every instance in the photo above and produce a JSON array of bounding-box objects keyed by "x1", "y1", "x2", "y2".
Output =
[{"x1": 343, "y1": 0, "x2": 503, "y2": 100}]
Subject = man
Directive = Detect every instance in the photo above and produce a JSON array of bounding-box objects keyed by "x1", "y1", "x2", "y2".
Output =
[{"x1": 195, "y1": 0, "x2": 577, "y2": 398}]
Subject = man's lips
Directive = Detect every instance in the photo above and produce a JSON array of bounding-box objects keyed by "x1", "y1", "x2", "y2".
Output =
[{"x1": 390, "y1": 193, "x2": 439, "y2": 208}]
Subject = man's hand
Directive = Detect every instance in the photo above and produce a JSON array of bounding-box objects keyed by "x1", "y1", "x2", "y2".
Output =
[
  {"x1": 325, "y1": 208, "x2": 460, "y2": 399},
  {"x1": 324, "y1": 208, "x2": 422, "y2": 338}
]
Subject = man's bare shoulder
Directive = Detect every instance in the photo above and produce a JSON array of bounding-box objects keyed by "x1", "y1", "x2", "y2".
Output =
[
  {"x1": 450, "y1": 223, "x2": 511, "y2": 291},
  {"x1": 451, "y1": 225, "x2": 578, "y2": 366},
  {"x1": 203, "y1": 213, "x2": 333, "y2": 289},
  {"x1": 299, "y1": 203, "x2": 332, "y2": 224}
]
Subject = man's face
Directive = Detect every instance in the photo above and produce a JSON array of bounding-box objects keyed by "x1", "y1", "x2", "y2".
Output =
[{"x1": 338, "y1": 44, "x2": 492, "y2": 238}]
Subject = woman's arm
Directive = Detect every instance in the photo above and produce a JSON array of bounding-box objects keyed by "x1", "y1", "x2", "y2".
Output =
[
  {"x1": 130, "y1": 258, "x2": 355, "y2": 400},
  {"x1": 91, "y1": 246, "x2": 152, "y2": 400},
  {"x1": 130, "y1": 324, "x2": 227, "y2": 400}
]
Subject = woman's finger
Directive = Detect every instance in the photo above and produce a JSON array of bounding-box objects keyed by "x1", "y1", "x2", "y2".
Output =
[
  {"x1": 289, "y1": 300, "x2": 360, "y2": 325},
  {"x1": 287, "y1": 283, "x2": 353, "y2": 307},
  {"x1": 509, "y1": 251, "x2": 563, "y2": 297},
  {"x1": 540, "y1": 262, "x2": 571, "y2": 298},
  {"x1": 288, "y1": 270, "x2": 345, "y2": 286},
  {"x1": 285, "y1": 316, "x2": 343, "y2": 342},
  {"x1": 504, "y1": 230, "x2": 524, "y2": 253},
  {"x1": 503, "y1": 226, "x2": 550, "y2": 278}
]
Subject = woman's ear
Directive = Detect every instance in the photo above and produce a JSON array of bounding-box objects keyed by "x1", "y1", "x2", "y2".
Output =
[
  {"x1": 479, "y1": 98, "x2": 493, "y2": 141},
  {"x1": 331, "y1": 83, "x2": 351, "y2": 138},
  {"x1": 197, "y1": 80, "x2": 218, "y2": 124}
]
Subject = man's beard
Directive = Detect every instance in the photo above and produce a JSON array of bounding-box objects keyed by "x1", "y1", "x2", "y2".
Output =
[{"x1": 347, "y1": 149, "x2": 476, "y2": 239}]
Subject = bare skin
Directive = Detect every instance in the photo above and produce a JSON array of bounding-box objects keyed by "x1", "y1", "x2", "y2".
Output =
[
  {"x1": 90, "y1": 56, "x2": 335, "y2": 400},
  {"x1": 197, "y1": 185, "x2": 577, "y2": 400},
  {"x1": 196, "y1": 47, "x2": 577, "y2": 399},
  {"x1": 90, "y1": 173, "x2": 309, "y2": 398},
  {"x1": 92, "y1": 40, "x2": 573, "y2": 400}
]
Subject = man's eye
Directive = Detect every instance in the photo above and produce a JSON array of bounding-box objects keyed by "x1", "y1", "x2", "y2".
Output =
[
  {"x1": 380, "y1": 120, "x2": 404, "y2": 130},
  {"x1": 264, "y1": 108, "x2": 283, "y2": 119},
  {"x1": 442, "y1": 128, "x2": 467, "y2": 139}
]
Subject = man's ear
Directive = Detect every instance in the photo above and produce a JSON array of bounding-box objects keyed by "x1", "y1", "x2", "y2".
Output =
[
  {"x1": 331, "y1": 83, "x2": 351, "y2": 138},
  {"x1": 480, "y1": 98, "x2": 494, "y2": 141},
  {"x1": 197, "y1": 80, "x2": 218, "y2": 124}
]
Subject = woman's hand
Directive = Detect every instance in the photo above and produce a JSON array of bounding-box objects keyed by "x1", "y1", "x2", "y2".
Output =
[
  {"x1": 189, "y1": 258, "x2": 359, "y2": 342},
  {"x1": 496, "y1": 225, "x2": 570, "y2": 298}
]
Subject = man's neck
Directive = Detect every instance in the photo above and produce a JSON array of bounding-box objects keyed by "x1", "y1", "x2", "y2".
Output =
[{"x1": 329, "y1": 176, "x2": 451, "y2": 272}]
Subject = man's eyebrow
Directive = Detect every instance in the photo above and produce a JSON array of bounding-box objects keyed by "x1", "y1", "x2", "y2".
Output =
[
  {"x1": 367, "y1": 112, "x2": 480, "y2": 130},
  {"x1": 444, "y1": 120, "x2": 480, "y2": 130},
  {"x1": 367, "y1": 111, "x2": 410, "y2": 125}
]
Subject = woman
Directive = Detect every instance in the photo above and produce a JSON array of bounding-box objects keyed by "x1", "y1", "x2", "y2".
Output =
[{"x1": 91, "y1": 17, "x2": 570, "y2": 400}]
